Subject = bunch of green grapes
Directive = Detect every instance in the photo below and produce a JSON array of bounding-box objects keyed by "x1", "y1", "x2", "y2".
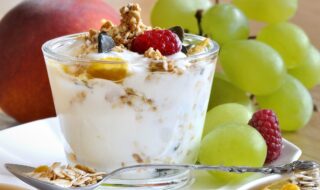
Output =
[
  {"x1": 151, "y1": 0, "x2": 318, "y2": 132},
  {"x1": 151, "y1": 0, "x2": 318, "y2": 181}
]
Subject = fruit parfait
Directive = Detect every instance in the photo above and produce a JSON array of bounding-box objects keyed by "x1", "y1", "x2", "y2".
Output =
[{"x1": 42, "y1": 3, "x2": 219, "y2": 188}]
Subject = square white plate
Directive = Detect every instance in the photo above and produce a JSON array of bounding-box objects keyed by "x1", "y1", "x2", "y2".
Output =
[{"x1": 0, "y1": 117, "x2": 301, "y2": 189}]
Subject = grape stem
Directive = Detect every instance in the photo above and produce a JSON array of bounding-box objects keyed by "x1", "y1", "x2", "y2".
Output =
[
  {"x1": 195, "y1": 9, "x2": 204, "y2": 36},
  {"x1": 248, "y1": 36, "x2": 257, "y2": 39},
  {"x1": 314, "y1": 104, "x2": 318, "y2": 112},
  {"x1": 215, "y1": 0, "x2": 220, "y2": 4}
]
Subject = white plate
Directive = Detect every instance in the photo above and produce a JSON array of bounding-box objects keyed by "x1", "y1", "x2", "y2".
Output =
[{"x1": 0, "y1": 117, "x2": 301, "y2": 189}]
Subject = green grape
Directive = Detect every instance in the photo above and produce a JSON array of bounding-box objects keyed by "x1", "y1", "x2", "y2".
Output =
[
  {"x1": 201, "y1": 4, "x2": 249, "y2": 45},
  {"x1": 219, "y1": 40, "x2": 286, "y2": 95},
  {"x1": 232, "y1": 0, "x2": 298, "y2": 23},
  {"x1": 199, "y1": 124, "x2": 267, "y2": 181},
  {"x1": 256, "y1": 75, "x2": 313, "y2": 131},
  {"x1": 257, "y1": 22, "x2": 310, "y2": 69},
  {"x1": 151, "y1": 0, "x2": 212, "y2": 34},
  {"x1": 288, "y1": 46, "x2": 320, "y2": 89},
  {"x1": 207, "y1": 72, "x2": 252, "y2": 110},
  {"x1": 203, "y1": 103, "x2": 252, "y2": 138}
]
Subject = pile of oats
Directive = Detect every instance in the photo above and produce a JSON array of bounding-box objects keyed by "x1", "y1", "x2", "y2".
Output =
[{"x1": 27, "y1": 162, "x2": 106, "y2": 188}]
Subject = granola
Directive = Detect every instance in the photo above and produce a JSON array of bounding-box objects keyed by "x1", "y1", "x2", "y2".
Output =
[
  {"x1": 77, "y1": 3, "x2": 211, "y2": 73},
  {"x1": 132, "y1": 153, "x2": 144, "y2": 163},
  {"x1": 27, "y1": 162, "x2": 106, "y2": 188},
  {"x1": 144, "y1": 47, "x2": 166, "y2": 60},
  {"x1": 187, "y1": 38, "x2": 210, "y2": 55},
  {"x1": 97, "y1": 3, "x2": 150, "y2": 49}
]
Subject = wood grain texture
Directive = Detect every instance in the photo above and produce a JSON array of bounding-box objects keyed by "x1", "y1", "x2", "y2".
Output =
[{"x1": 0, "y1": 0, "x2": 320, "y2": 161}]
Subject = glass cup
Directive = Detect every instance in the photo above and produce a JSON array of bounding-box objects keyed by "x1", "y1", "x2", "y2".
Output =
[{"x1": 42, "y1": 33, "x2": 219, "y2": 189}]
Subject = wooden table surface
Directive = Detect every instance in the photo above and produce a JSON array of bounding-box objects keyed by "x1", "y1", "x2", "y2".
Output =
[{"x1": 0, "y1": 0, "x2": 319, "y2": 163}]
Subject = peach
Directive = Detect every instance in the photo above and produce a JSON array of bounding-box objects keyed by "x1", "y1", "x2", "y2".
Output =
[{"x1": 0, "y1": 0, "x2": 120, "y2": 123}]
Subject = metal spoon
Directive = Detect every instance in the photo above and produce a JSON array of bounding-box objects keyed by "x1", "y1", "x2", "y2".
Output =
[{"x1": 5, "y1": 160, "x2": 319, "y2": 190}]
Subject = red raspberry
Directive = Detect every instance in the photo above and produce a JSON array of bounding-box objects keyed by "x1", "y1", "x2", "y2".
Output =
[
  {"x1": 248, "y1": 109, "x2": 282, "y2": 163},
  {"x1": 131, "y1": 29, "x2": 182, "y2": 55}
]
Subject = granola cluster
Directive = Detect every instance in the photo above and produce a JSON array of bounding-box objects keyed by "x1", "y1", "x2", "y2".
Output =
[
  {"x1": 82, "y1": 3, "x2": 149, "y2": 55},
  {"x1": 101, "y1": 3, "x2": 151, "y2": 48},
  {"x1": 27, "y1": 162, "x2": 106, "y2": 188},
  {"x1": 144, "y1": 47, "x2": 166, "y2": 60},
  {"x1": 187, "y1": 38, "x2": 210, "y2": 55},
  {"x1": 149, "y1": 61, "x2": 175, "y2": 72},
  {"x1": 82, "y1": 30, "x2": 99, "y2": 55}
]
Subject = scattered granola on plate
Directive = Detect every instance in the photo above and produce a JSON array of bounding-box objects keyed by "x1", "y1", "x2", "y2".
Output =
[{"x1": 26, "y1": 162, "x2": 106, "y2": 188}]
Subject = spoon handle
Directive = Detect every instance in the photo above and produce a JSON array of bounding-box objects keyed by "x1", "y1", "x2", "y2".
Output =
[
  {"x1": 108, "y1": 160, "x2": 319, "y2": 177},
  {"x1": 191, "y1": 160, "x2": 319, "y2": 174}
]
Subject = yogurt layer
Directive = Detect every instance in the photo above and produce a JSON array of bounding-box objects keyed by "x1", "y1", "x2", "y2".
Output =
[{"x1": 46, "y1": 43, "x2": 216, "y2": 171}]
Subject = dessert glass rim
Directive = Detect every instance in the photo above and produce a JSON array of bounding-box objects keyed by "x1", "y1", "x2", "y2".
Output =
[{"x1": 42, "y1": 32, "x2": 220, "y2": 64}]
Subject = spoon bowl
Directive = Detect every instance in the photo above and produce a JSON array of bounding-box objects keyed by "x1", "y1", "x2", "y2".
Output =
[{"x1": 5, "y1": 164, "x2": 104, "y2": 190}]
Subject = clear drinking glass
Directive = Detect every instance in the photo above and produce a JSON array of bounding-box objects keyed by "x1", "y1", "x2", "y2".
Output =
[{"x1": 42, "y1": 33, "x2": 219, "y2": 189}]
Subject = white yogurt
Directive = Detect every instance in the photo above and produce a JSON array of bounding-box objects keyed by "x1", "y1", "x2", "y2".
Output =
[{"x1": 46, "y1": 40, "x2": 216, "y2": 172}]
